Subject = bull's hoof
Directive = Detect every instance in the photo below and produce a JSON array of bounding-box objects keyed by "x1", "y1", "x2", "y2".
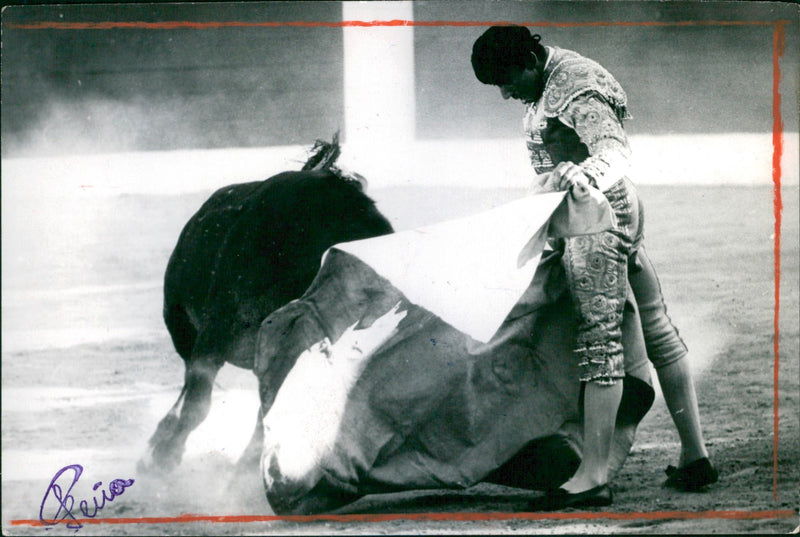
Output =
[
  {"x1": 138, "y1": 412, "x2": 186, "y2": 473},
  {"x1": 137, "y1": 443, "x2": 184, "y2": 474}
]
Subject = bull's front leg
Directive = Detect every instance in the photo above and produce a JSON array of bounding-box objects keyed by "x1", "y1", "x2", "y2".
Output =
[
  {"x1": 259, "y1": 304, "x2": 406, "y2": 514},
  {"x1": 232, "y1": 407, "x2": 265, "y2": 477},
  {"x1": 139, "y1": 356, "x2": 222, "y2": 472}
]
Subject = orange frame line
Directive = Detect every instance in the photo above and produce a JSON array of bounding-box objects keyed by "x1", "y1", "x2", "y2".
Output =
[
  {"x1": 11, "y1": 509, "x2": 799, "y2": 527},
  {"x1": 2, "y1": 19, "x2": 788, "y2": 30},
  {"x1": 4, "y1": 16, "x2": 790, "y2": 527},
  {"x1": 771, "y1": 19, "x2": 785, "y2": 504}
]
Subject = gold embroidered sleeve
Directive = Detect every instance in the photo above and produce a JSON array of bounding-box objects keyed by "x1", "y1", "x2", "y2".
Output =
[{"x1": 560, "y1": 93, "x2": 631, "y2": 192}]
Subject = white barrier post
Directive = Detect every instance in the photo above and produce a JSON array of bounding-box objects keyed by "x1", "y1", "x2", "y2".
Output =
[{"x1": 342, "y1": 1, "x2": 415, "y2": 169}]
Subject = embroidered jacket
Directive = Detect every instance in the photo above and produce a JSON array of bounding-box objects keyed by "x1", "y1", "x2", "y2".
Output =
[{"x1": 525, "y1": 47, "x2": 632, "y2": 192}]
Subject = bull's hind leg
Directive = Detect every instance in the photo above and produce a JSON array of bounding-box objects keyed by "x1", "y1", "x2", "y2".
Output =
[{"x1": 140, "y1": 356, "x2": 223, "y2": 472}]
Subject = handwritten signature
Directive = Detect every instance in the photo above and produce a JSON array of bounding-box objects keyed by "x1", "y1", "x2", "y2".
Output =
[{"x1": 39, "y1": 464, "x2": 134, "y2": 529}]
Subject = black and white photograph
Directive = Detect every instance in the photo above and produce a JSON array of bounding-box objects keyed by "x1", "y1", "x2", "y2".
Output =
[{"x1": 2, "y1": 1, "x2": 799, "y2": 534}]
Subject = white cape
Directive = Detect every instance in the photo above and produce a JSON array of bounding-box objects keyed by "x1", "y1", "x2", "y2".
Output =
[{"x1": 333, "y1": 192, "x2": 570, "y2": 342}]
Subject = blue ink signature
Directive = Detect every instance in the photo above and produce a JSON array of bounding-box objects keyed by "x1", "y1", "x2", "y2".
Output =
[{"x1": 39, "y1": 464, "x2": 134, "y2": 530}]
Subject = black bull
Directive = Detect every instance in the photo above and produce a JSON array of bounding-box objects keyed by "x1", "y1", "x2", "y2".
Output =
[
  {"x1": 141, "y1": 169, "x2": 393, "y2": 471},
  {"x1": 142, "y1": 166, "x2": 654, "y2": 514}
]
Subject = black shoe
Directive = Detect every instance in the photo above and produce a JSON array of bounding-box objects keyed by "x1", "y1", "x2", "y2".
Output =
[
  {"x1": 664, "y1": 457, "x2": 719, "y2": 491},
  {"x1": 529, "y1": 484, "x2": 613, "y2": 511}
]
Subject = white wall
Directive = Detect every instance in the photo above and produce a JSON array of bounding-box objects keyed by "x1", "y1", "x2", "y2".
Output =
[{"x1": 2, "y1": 133, "x2": 797, "y2": 198}]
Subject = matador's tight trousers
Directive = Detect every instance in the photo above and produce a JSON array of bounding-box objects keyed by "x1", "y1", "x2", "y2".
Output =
[{"x1": 562, "y1": 178, "x2": 642, "y2": 385}]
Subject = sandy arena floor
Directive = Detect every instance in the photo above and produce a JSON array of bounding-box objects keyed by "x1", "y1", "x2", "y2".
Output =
[{"x1": 2, "y1": 183, "x2": 798, "y2": 535}]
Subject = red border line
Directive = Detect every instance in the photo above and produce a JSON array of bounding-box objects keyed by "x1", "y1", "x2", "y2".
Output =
[
  {"x1": 2, "y1": 19, "x2": 788, "y2": 30},
  {"x1": 10, "y1": 510, "x2": 798, "y2": 527},
  {"x1": 2, "y1": 15, "x2": 792, "y2": 526},
  {"x1": 771, "y1": 20, "x2": 786, "y2": 503}
]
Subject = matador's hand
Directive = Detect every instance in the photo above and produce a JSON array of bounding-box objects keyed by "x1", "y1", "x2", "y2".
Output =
[{"x1": 552, "y1": 161, "x2": 591, "y2": 200}]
